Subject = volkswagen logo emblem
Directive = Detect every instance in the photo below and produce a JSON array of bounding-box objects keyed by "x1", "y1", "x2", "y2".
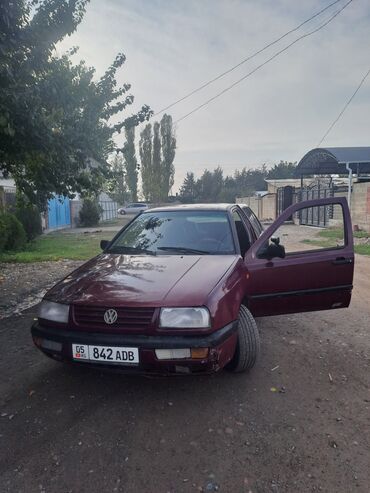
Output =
[{"x1": 104, "y1": 309, "x2": 118, "y2": 325}]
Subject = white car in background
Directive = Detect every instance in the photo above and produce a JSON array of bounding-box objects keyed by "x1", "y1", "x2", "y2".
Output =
[{"x1": 117, "y1": 203, "x2": 149, "y2": 215}]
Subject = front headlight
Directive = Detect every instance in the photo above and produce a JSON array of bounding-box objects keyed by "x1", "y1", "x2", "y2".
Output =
[
  {"x1": 38, "y1": 300, "x2": 70, "y2": 323},
  {"x1": 159, "y1": 307, "x2": 210, "y2": 328}
]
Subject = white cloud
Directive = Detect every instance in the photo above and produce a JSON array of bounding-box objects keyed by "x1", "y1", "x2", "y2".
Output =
[{"x1": 58, "y1": 0, "x2": 370, "y2": 190}]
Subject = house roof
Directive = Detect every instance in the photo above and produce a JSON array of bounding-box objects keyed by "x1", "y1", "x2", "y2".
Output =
[
  {"x1": 0, "y1": 177, "x2": 16, "y2": 188},
  {"x1": 265, "y1": 178, "x2": 313, "y2": 186},
  {"x1": 295, "y1": 147, "x2": 370, "y2": 176}
]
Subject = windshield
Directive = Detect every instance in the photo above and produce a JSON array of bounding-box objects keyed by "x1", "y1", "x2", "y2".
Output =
[{"x1": 108, "y1": 211, "x2": 235, "y2": 255}]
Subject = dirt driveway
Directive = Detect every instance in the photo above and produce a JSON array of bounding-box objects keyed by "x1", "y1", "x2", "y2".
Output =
[{"x1": 0, "y1": 253, "x2": 369, "y2": 492}]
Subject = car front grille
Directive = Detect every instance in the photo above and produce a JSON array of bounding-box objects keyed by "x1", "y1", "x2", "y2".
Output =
[{"x1": 73, "y1": 305, "x2": 156, "y2": 330}]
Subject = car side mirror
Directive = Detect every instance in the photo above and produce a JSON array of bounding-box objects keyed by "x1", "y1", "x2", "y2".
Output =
[
  {"x1": 100, "y1": 240, "x2": 110, "y2": 250},
  {"x1": 257, "y1": 240, "x2": 286, "y2": 260}
]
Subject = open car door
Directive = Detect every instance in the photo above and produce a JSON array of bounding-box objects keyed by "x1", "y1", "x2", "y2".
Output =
[{"x1": 244, "y1": 197, "x2": 354, "y2": 317}]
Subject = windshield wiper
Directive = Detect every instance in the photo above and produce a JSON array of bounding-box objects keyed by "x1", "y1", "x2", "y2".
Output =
[
  {"x1": 107, "y1": 246, "x2": 156, "y2": 255},
  {"x1": 157, "y1": 246, "x2": 210, "y2": 255}
]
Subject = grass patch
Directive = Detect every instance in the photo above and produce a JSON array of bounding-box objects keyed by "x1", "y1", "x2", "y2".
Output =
[
  {"x1": 317, "y1": 228, "x2": 344, "y2": 240},
  {"x1": 354, "y1": 244, "x2": 370, "y2": 256},
  {"x1": 353, "y1": 230, "x2": 370, "y2": 238},
  {"x1": 317, "y1": 228, "x2": 369, "y2": 240},
  {"x1": 304, "y1": 227, "x2": 370, "y2": 255},
  {"x1": 301, "y1": 239, "x2": 334, "y2": 248},
  {"x1": 0, "y1": 231, "x2": 113, "y2": 263}
]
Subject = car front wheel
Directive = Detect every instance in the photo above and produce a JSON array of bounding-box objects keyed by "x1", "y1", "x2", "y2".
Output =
[{"x1": 226, "y1": 305, "x2": 260, "y2": 373}]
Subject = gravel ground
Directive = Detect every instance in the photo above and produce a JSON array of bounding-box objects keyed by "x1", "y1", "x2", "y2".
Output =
[
  {"x1": 0, "y1": 261, "x2": 83, "y2": 319},
  {"x1": 0, "y1": 219, "x2": 127, "y2": 319},
  {"x1": 0, "y1": 227, "x2": 369, "y2": 492}
]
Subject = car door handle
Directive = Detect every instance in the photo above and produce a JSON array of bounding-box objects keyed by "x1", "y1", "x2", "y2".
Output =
[{"x1": 332, "y1": 257, "x2": 353, "y2": 265}]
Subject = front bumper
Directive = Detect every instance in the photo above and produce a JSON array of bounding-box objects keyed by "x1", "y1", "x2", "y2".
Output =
[{"x1": 31, "y1": 321, "x2": 238, "y2": 375}]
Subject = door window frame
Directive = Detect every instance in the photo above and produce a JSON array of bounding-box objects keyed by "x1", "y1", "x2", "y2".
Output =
[
  {"x1": 229, "y1": 206, "x2": 254, "y2": 256},
  {"x1": 245, "y1": 197, "x2": 353, "y2": 264}
]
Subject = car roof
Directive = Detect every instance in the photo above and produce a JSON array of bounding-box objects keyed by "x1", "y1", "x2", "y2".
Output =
[{"x1": 144, "y1": 203, "x2": 236, "y2": 213}]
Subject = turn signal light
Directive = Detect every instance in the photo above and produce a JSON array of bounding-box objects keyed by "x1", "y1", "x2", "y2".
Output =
[
  {"x1": 155, "y1": 349, "x2": 191, "y2": 360},
  {"x1": 155, "y1": 348, "x2": 209, "y2": 360},
  {"x1": 191, "y1": 348, "x2": 209, "y2": 359}
]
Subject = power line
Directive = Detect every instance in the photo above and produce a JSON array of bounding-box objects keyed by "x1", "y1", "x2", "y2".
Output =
[
  {"x1": 317, "y1": 66, "x2": 370, "y2": 147},
  {"x1": 174, "y1": 0, "x2": 353, "y2": 124},
  {"x1": 154, "y1": 0, "x2": 344, "y2": 117}
]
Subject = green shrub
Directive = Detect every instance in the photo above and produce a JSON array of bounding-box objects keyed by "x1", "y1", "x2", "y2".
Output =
[
  {"x1": 16, "y1": 204, "x2": 42, "y2": 241},
  {"x1": 0, "y1": 215, "x2": 10, "y2": 252},
  {"x1": 0, "y1": 213, "x2": 27, "y2": 251},
  {"x1": 79, "y1": 199, "x2": 101, "y2": 227}
]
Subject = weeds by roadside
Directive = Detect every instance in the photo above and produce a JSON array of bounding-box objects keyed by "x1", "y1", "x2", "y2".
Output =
[
  {"x1": 302, "y1": 228, "x2": 370, "y2": 255},
  {"x1": 0, "y1": 231, "x2": 112, "y2": 263}
]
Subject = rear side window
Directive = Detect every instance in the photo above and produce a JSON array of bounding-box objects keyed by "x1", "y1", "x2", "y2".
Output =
[{"x1": 241, "y1": 206, "x2": 264, "y2": 236}]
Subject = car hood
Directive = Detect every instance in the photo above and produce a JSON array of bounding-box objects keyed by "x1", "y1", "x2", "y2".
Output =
[{"x1": 45, "y1": 253, "x2": 239, "y2": 306}]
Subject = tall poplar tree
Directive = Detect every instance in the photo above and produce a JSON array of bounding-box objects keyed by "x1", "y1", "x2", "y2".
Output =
[
  {"x1": 139, "y1": 124, "x2": 153, "y2": 201},
  {"x1": 160, "y1": 114, "x2": 176, "y2": 201},
  {"x1": 139, "y1": 114, "x2": 176, "y2": 202},
  {"x1": 151, "y1": 122, "x2": 162, "y2": 202},
  {"x1": 123, "y1": 126, "x2": 138, "y2": 201}
]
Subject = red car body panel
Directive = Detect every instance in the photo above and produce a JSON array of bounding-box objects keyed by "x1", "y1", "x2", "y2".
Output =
[
  {"x1": 31, "y1": 197, "x2": 354, "y2": 375},
  {"x1": 245, "y1": 197, "x2": 354, "y2": 316},
  {"x1": 45, "y1": 254, "x2": 239, "y2": 312}
]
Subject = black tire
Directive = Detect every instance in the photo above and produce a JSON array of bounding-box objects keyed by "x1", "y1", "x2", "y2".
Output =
[{"x1": 226, "y1": 305, "x2": 260, "y2": 373}]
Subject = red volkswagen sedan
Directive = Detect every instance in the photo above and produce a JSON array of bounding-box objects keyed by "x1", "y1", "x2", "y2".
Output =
[{"x1": 31, "y1": 197, "x2": 354, "y2": 375}]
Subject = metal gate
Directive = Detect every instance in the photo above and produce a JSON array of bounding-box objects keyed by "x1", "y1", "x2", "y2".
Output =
[
  {"x1": 277, "y1": 186, "x2": 294, "y2": 216},
  {"x1": 47, "y1": 195, "x2": 71, "y2": 229},
  {"x1": 297, "y1": 183, "x2": 333, "y2": 227},
  {"x1": 99, "y1": 200, "x2": 118, "y2": 221}
]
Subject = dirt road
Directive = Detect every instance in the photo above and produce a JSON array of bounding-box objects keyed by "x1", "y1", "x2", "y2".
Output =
[{"x1": 0, "y1": 256, "x2": 369, "y2": 493}]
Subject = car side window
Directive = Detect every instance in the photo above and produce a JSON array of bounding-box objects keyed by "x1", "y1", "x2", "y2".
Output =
[
  {"x1": 232, "y1": 210, "x2": 251, "y2": 257},
  {"x1": 258, "y1": 203, "x2": 347, "y2": 259}
]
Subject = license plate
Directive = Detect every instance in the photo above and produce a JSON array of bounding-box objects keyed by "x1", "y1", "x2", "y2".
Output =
[{"x1": 72, "y1": 344, "x2": 139, "y2": 365}]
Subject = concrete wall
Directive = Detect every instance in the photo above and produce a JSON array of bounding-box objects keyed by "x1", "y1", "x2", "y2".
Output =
[
  {"x1": 261, "y1": 194, "x2": 277, "y2": 221},
  {"x1": 351, "y1": 182, "x2": 370, "y2": 232},
  {"x1": 238, "y1": 181, "x2": 370, "y2": 231},
  {"x1": 70, "y1": 200, "x2": 82, "y2": 228},
  {"x1": 237, "y1": 194, "x2": 277, "y2": 221},
  {"x1": 236, "y1": 196, "x2": 259, "y2": 215},
  {"x1": 332, "y1": 183, "x2": 370, "y2": 231}
]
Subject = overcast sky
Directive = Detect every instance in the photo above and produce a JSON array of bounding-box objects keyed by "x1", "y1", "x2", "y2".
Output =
[{"x1": 59, "y1": 0, "x2": 370, "y2": 190}]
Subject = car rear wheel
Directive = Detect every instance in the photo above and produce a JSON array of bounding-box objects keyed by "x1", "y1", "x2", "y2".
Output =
[{"x1": 226, "y1": 305, "x2": 260, "y2": 373}]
